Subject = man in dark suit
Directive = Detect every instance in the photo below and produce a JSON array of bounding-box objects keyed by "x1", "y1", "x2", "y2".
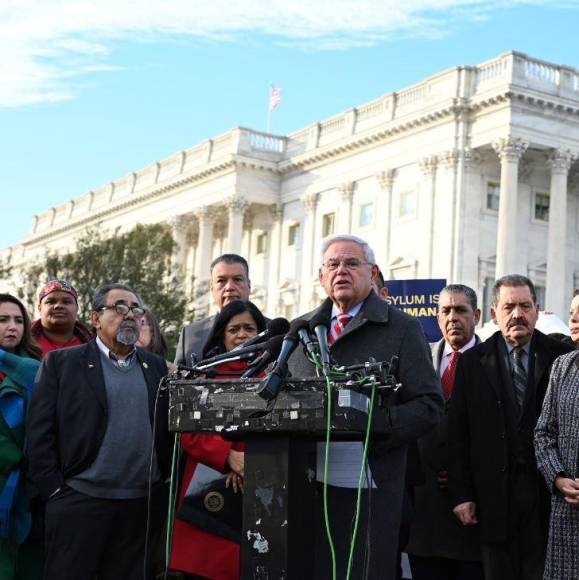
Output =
[
  {"x1": 407, "y1": 284, "x2": 484, "y2": 580},
  {"x1": 27, "y1": 283, "x2": 170, "y2": 580},
  {"x1": 288, "y1": 234, "x2": 443, "y2": 580},
  {"x1": 175, "y1": 254, "x2": 251, "y2": 366},
  {"x1": 448, "y1": 274, "x2": 573, "y2": 580}
]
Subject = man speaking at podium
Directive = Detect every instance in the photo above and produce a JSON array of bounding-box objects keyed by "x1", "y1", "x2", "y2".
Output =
[{"x1": 288, "y1": 234, "x2": 443, "y2": 579}]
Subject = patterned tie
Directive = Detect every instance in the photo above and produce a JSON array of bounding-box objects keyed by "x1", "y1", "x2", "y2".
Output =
[
  {"x1": 328, "y1": 314, "x2": 352, "y2": 345},
  {"x1": 441, "y1": 351, "x2": 460, "y2": 400},
  {"x1": 511, "y1": 347, "x2": 527, "y2": 408}
]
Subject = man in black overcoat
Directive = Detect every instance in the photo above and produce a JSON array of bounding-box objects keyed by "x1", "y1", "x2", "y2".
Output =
[
  {"x1": 448, "y1": 274, "x2": 573, "y2": 580},
  {"x1": 288, "y1": 234, "x2": 443, "y2": 580}
]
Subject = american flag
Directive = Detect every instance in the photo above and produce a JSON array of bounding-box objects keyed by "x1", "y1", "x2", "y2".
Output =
[{"x1": 269, "y1": 84, "x2": 281, "y2": 111}]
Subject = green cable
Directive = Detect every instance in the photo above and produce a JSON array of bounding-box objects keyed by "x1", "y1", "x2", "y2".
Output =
[
  {"x1": 323, "y1": 373, "x2": 338, "y2": 580},
  {"x1": 165, "y1": 432, "x2": 181, "y2": 567},
  {"x1": 345, "y1": 382, "x2": 377, "y2": 580}
]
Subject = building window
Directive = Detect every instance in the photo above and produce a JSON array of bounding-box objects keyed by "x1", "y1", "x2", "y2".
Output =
[
  {"x1": 256, "y1": 232, "x2": 268, "y2": 255},
  {"x1": 482, "y1": 276, "x2": 494, "y2": 323},
  {"x1": 535, "y1": 285, "x2": 546, "y2": 308},
  {"x1": 359, "y1": 203, "x2": 374, "y2": 227},
  {"x1": 288, "y1": 223, "x2": 300, "y2": 246},
  {"x1": 283, "y1": 303, "x2": 294, "y2": 320},
  {"x1": 399, "y1": 191, "x2": 417, "y2": 219},
  {"x1": 486, "y1": 182, "x2": 500, "y2": 211},
  {"x1": 534, "y1": 192, "x2": 550, "y2": 222},
  {"x1": 322, "y1": 213, "x2": 335, "y2": 237}
]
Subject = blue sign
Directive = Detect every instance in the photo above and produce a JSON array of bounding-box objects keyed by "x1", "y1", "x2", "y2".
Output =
[{"x1": 384, "y1": 279, "x2": 446, "y2": 342}]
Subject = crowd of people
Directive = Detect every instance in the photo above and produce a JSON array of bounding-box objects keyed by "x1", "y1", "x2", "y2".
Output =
[{"x1": 0, "y1": 234, "x2": 578, "y2": 580}]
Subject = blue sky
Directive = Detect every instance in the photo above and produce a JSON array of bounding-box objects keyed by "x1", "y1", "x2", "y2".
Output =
[{"x1": 2, "y1": 0, "x2": 579, "y2": 249}]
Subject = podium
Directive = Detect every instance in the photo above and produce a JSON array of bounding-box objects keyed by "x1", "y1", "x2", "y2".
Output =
[{"x1": 168, "y1": 376, "x2": 392, "y2": 579}]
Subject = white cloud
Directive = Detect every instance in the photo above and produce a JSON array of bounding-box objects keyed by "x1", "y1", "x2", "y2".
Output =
[{"x1": 1, "y1": 0, "x2": 577, "y2": 108}]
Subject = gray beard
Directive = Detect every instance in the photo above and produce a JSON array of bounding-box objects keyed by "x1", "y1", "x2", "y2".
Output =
[{"x1": 117, "y1": 327, "x2": 140, "y2": 346}]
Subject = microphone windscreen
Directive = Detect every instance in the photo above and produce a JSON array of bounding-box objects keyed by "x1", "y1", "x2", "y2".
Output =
[
  {"x1": 309, "y1": 313, "x2": 331, "y2": 332},
  {"x1": 287, "y1": 318, "x2": 310, "y2": 340},
  {"x1": 264, "y1": 335, "x2": 285, "y2": 358},
  {"x1": 266, "y1": 317, "x2": 291, "y2": 337}
]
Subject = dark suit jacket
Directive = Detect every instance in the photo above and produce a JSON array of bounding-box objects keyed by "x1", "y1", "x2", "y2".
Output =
[
  {"x1": 447, "y1": 330, "x2": 573, "y2": 543},
  {"x1": 27, "y1": 340, "x2": 170, "y2": 500},
  {"x1": 407, "y1": 336, "x2": 482, "y2": 560},
  {"x1": 174, "y1": 315, "x2": 217, "y2": 367}
]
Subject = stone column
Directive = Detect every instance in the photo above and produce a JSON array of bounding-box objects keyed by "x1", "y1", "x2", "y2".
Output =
[
  {"x1": 337, "y1": 182, "x2": 354, "y2": 233},
  {"x1": 492, "y1": 137, "x2": 528, "y2": 277},
  {"x1": 170, "y1": 214, "x2": 191, "y2": 286},
  {"x1": 419, "y1": 156, "x2": 438, "y2": 277},
  {"x1": 546, "y1": 149, "x2": 575, "y2": 317},
  {"x1": 376, "y1": 170, "x2": 395, "y2": 268},
  {"x1": 439, "y1": 149, "x2": 460, "y2": 280},
  {"x1": 193, "y1": 206, "x2": 216, "y2": 295},
  {"x1": 267, "y1": 204, "x2": 284, "y2": 316},
  {"x1": 299, "y1": 192, "x2": 319, "y2": 311},
  {"x1": 225, "y1": 195, "x2": 248, "y2": 253}
]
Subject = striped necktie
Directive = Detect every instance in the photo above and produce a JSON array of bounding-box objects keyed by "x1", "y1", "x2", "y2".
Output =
[
  {"x1": 328, "y1": 313, "x2": 352, "y2": 345},
  {"x1": 511, "y1": 347, "x2": 527, "y2": 408}
]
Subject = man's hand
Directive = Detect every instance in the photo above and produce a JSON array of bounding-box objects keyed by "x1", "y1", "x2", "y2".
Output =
[
  {"x1": 453, "y1": 501, "x2": 478, "y2": 526},
  {"x1": 226, "y1": 449, "x2": 244, "y2": 477},
  {"x1": 554, "y1": 475, "x2": 579, "y2": 506}
]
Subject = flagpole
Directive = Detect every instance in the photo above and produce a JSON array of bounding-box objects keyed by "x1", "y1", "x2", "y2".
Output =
[{"x1": 267, "y1": 83, "x2": 272, "y2": 133}]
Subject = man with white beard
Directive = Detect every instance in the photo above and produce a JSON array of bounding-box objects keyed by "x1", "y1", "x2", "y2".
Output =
[{"x1": 27, "y1": 283, "x2": 171, "y2": 580}]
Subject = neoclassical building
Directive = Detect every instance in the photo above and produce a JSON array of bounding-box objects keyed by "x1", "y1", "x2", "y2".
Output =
[{"x1": 2, "y1": 50, "x2": 579, "y2": 320}]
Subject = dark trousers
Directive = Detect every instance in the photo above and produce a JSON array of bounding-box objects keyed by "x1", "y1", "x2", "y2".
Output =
[
  {"x1": 314, "y1": 483, "x2": 403, "y2": 580},
  {"x1": 481, "y1": 466, "x2": 546, "y2": 580},
  {"x1": 409, "y1": 555, "x2": 484, "y2": 580},
  {"x1": 44, "y1": 485, "x2": 167, "y2": 580}
]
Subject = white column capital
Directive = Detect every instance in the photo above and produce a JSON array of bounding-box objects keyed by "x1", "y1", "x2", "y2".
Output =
[
  {"x1": 269, "y1": 203, "x2": 283, "y2": 222},
  {"x1": 301, "y1": 192, "x2": 319, "y2": 213},
  {"x1": 547, "y1": 149, "x2": 576, "y2": 175},
  {"x1": 462, "y1": 147, "x2": 482, "y2": 169},
  {"x1": 224, "y1": 195, "x2": 249, "y2": 213},
  {"x1": 193, "y1": 205, "x2": 216, "y2": 224},
  {"x1": 376, "y1": 169, "x2": 395, "y2": 192},
  {"x1": 169, "y1": 214, "x2": 193, "y2": 235},
  {"x1": 338, "y1": 181, "x2": 355, "y2": 202},
  {"x1": 419, "y1": 155, "x2": 438, "y2": 177},
  {"x1": 439, "y1": 149, "x2": 460, "y2": 171},
  {"x1": 492, "y1": 137, "x2": 528, "y2": 163}
]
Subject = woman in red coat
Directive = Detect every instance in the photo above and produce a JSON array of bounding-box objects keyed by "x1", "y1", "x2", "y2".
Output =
[{"x1": 170, "y1": 301, "x2": 266, "y2": 580}]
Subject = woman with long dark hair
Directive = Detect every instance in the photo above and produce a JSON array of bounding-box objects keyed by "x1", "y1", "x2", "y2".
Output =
[
  {"x1": 170, "y1": 301, "x2": 266, "y2": 580},
  {"x1": 0, "y1": 294, "x2": 42, "y2": 578}
]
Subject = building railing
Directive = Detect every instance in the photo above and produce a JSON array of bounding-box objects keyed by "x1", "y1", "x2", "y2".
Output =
[{"x1": 26, "y1": 51, "x2": 579, "y2": 239}]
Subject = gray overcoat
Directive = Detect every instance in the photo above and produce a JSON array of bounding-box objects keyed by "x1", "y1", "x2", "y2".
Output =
[{"x1": 535, "y1": 350, "x2": 579, "y2": 580}]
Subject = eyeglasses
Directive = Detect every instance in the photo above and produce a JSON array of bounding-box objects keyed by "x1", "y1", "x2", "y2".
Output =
[
  {"x1": 322, "y1": 258, "x2": 370, "y2": 271},
  {"x1": 98, "y1": 302, "x2": 146, "y2": 317}
]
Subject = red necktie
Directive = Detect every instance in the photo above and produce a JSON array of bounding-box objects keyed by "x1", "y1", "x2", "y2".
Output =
[
  {"x1": 328, "y1": 314, "x2": 352, "y2": 345},
  {"x1": 441, "y1": 351, "x2": 460, "y2": 399}
]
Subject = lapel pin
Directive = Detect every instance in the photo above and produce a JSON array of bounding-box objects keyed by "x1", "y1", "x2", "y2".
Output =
[
  {"x1": 142, "y1": 362, "x2": 149, "y2": 369},
  {"x1": 88, "y1": 362, "x2": 95, "y2": 369}
]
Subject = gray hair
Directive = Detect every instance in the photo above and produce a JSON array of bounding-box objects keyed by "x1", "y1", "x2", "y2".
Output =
[
  {"x1": 440, "y1": 284, "x2": 478, "y2": 311},
  {"x1": 210, "y1": 254, "x2": 249, "y2": 278},
  {"x1": 320, "y1": 235, "x2": 376, "y2": 265},
  {"x1": 492, "y1": 274, "x2": 537, "y2": 306},
  {"x1": 92, "y1": 283, "x2": 143, "y2": 311}
]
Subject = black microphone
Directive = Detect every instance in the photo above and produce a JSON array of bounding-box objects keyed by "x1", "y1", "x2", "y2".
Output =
[
  {"x1": 193, "y1": 340, "x2": 273, "y2": 371},
  {"x1": 309, "y1": 314, "x2": 331, "y2": 376},
  {"x1": 256, "y1": 320, "x2": 303, "y2": 400},
  {"x1": 230, "y1": 317, "x2": 290, "y2": 352},
  {"x1": 240, "y1": 335, "x2": 285, "y2": 379},
  {"x1": 296, "y1": 323, "x2": 318, "y2": 358}
]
